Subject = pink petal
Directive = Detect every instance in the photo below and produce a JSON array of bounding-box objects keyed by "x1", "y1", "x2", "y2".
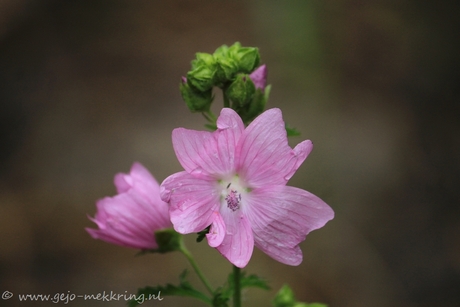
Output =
[
  {"x1": 291, "y1": 140, "x2": 313, "y2": 179},
  {"x1": 206, "y1": 211, "x2": 226, "y2": 247},
  {"x1": 235, "y1": 108, "x2": 311, "y2": 188},
  {"x1": 249, "y1": 64, "x2": 267, "y2": 90},
  {"x1": 216, "y1": 211, "x2": 254, "y2": 268},
  {"x1": 160, "y1": 171, "x2": 220, "y2": 234},
  {"x1": 87, "y1": 193, "x2": 159, "y2": 249},
  {"x1": 215, "y1": 108, "x2": 245, "y2": 174},
  {"x1": 172, "y1": 110, "x2": 244, "y2": 178},
  {"x1": 114, "y1": 162, "x2": 163, "y2": 205},
  {"x1": 244, "y1": 185, "x2": 334, "y2": 265}
]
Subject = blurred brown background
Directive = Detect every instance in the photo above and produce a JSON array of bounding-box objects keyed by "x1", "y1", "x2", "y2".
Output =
[{"x1": 1, "y1": 1, "x2": 459, "y2": 306}]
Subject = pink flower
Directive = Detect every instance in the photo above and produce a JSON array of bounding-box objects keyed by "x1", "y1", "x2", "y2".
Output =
[
  {"x1": 249, "y1": 64, "x2": 267, "y2": 90},
  {"x1": 160, "y1": 108, "x2": 334, "y2": 267},
  {"x1": 87, "y1": 162, "x2": 172, "y2": 250}
]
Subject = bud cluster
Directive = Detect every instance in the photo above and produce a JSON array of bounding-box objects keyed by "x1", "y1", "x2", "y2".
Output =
[{"x1": 180, "y1": 42, "x2": 270, "y2": 125}]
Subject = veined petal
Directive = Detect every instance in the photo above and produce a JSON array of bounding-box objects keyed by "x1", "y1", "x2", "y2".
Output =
[
  {"x1": 87, "y1": 193, "x2": 159, "y2": 249},
  {"x1": 160, "y1": 171, "x2": 220, "y2": 234},
  {"x1": 206, "y1": 211, "x2": 226, "y2": 247},
  {"x1": 244, "y1": 185, "x2": 334, "y2": 265},
  {"x1": 216, "y1": 211, "x2": 254, "y2": 268},
  {"x1": 172, "y1": 129, "x2": 218, "y2": 178},
  {"x1": 172, "y1": 109, "x2": 243, "y2": 178},
  {"x1": 215, "y1": 108, "x2": 245, "y2": 174},
  {"x1": 235, "y1": 108, "x2": 310, "y2": 187}
]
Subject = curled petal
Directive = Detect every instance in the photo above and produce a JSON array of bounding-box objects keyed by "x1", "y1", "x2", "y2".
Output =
[
  {"x1": 206, "y1": 211, "x2": 226, "y2": 247},
  {"x1": 160, "y1": 171, "x2": 220, "y2": 234},
  {"x1": 244, "y1": 185, "x2": 334, "y2": 265}
]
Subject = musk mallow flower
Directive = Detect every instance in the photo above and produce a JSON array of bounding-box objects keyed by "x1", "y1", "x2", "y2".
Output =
[
  {"x1": 160, "y1": 108, "x2": 334, "y2": 268},
  {"x1": 86, "y1": 162, "x2": 172, "y2": 250}
]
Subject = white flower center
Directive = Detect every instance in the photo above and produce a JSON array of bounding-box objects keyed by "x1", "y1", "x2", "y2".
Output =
[{"x1": 220, "y1": 175, "x2": 247, "y2": 212}]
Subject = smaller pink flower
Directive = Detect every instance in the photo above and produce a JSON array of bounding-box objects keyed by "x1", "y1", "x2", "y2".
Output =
[
  {"x1": 249, "y1": 64, "x2": 267, "y2": 90},
  {"x1": 86, "y1": 162, "x2": 172, "y2": 249}
]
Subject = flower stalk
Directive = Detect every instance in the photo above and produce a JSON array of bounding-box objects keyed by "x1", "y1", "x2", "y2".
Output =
[
  {"x1": 233, "y1": 265, "x2": 241, "y2": 307},
  {"x1": 179, "y1": 243, "x2": 214, "y2": 296}
]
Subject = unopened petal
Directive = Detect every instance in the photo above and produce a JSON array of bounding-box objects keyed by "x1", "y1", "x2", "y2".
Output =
[
  {"x1": 87, "y1": 193, "x2": 160, "y2": 249},
  {"x1": 87, "y1": 162, "x2": 171, "y2": 250}
]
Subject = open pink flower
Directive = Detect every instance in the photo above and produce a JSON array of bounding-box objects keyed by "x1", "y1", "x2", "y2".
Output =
[
  {"x1": 87, "y1": 162, "x2": 172, "y2": 250},
  {"x1": 160, "y1": 108, "x2": 334, "y2": 267}
]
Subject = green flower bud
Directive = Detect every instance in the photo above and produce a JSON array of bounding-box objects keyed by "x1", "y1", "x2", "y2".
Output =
[
  {"x1": 228, "y1": 42, "x2": 260, "y2": 73},
  {"x1": 180, "y1": 77, "x2": 213, "y2": 112},
  {"x1": 225, "y1": 73, "x2": 255, "y2": 109},
  {"x1": 191, "y1": 52, "x2": 215, "y2": 69},
  {"x1": 213, "y1": 45, "x2": 238, "y2": 84},
  {"x1": 243, "y1": 84, "x2": 271, "y2": 123},
  {"x1": 187, "y1": 52, "x2": 217, "y2": 92}
]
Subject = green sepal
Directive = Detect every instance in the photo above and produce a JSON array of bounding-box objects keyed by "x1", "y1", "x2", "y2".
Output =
[
  {"x1": 180, "y1": 80, "x2": 213, "y2": 112},
  {"x1": 128, "y1": 270, "x2": 212, "y2": 307},
  {"x1": 152, "y1": 228, "x2": 183, "y2": 254},
  {"x1": 272, "y1": 284, "x2": 327, "y2": 307},
  {"x1": 225, "y1": 74, "x2": 256, "y2": 109}
]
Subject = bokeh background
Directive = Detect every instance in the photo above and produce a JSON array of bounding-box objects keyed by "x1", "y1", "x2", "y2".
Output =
[{"x1": 1, "y1": 1, "x2": 459, "y2": 306}]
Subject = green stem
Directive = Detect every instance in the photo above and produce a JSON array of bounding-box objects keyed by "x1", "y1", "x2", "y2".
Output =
[
  {"x1": 223, "y1": 88, "x2": 230, "y2": 108},
  {"x1": 203, "y1": 109, "x2": 217, "y2": 123},
  {"x1": 233, "y1": 265, "x2": 241, "y2": 307},
  {"x1": 179, "y1": 245, "x2": 214, "y2": 295}
]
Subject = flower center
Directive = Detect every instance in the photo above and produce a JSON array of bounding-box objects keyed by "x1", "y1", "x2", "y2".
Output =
[
  {"x1": 220, "y1": 176, "x2": 246, "y2": 212},
  {"x1": 225, "y1": 189, "x2": 241, "y2": 211}
]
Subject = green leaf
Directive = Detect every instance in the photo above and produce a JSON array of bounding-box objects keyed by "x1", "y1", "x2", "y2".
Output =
[
  {"x1": 212, "y1": 291, "x2": 230, "y2": 307},
  {"x1": 272, "y1": 285, "x2": 328, "y2": 307},
  {"x1": 128, "y1": 270, "x2": 212, "y2": 307},
  {"x1": 196, "y1": 225, "x2": 211, "y2": 242},
  {"x1": 239, "y1": 273, "x2": 270, "y2": 291},
  {"x1": 211, "y1": 271, "x2": 270, "y2": 307},
  {"x1": 285, "y1": 124, "x2": 301, "y2": 137}
]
